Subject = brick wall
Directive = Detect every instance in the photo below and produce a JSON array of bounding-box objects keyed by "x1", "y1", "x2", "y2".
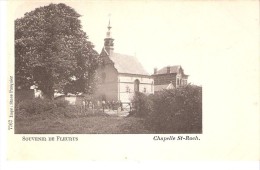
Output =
[{"x1": 153, "y1": 73, "x2": 177, "y2": 86}]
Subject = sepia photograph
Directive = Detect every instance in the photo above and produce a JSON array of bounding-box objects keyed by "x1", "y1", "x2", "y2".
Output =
[
  {"x1": 3, "y1": 0, "x2": 259, "y2": 163},
  {"x1": 14, "y1": 1, "x2": 202, "y2": 134}
]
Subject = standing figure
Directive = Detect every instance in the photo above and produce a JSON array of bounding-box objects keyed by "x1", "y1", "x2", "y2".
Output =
[
  {"x1": 102, "y1": 100, "x2": 106, "y2": 113},
  {"x1": 119, "y1": 100, "x2": 123, "y2": 111}
]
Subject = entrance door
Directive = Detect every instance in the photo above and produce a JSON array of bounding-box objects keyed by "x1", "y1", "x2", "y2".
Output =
[{"x1": 134, "y1": 79, "x2": 140, "y2": 92}]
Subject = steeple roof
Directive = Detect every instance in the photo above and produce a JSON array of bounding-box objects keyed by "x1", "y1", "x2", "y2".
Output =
[
  {"x1": 101, "y1": 19, "x2": 149, "y2": 76},
  {"x1": 106, "y1": 19, "x2": 112, "y2": 38}
]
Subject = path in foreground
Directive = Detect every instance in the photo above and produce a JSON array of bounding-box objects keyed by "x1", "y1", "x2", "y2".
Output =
[{"x1": 15, "y1": 113, "x2": 151, "y2": 134}]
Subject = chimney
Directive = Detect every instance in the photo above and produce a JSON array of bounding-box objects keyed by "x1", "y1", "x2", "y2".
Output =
[
  {"x1": 154, "y1": 68, "x2": 157, "y2": 74},
  {"x1": 167, "y1": 66, "x2": 171, "y2": 74}
]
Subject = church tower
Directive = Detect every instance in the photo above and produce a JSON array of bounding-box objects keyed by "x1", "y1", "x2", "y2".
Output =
[{"x1": 104, "y1": 20, "x2": 114, "y2": 55}]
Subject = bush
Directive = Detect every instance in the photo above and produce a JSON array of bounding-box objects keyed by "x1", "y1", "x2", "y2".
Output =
[
  {"x1": 146, "y1": 85, "x2": 202, "y2": 133},
  {"x1": 16, "y1": 97, "x2": 102, "y2": 120},
  {"x1": 130, "y1": 92, "x2": 153, "y2": 117},
  {"x1": 16, "y1": 98, "x2": 69, "y2": 115},
  {"x1": 53, "y1": 99, "x2": 69, "y2": 108},
  {"x1": 17, "y1": 98, "x2": 55, "y2": 114}
]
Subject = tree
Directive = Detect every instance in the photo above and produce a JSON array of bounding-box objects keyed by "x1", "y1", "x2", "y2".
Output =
[{"x1": 15, "y1": 3, "x2": 99, "y2": 99}]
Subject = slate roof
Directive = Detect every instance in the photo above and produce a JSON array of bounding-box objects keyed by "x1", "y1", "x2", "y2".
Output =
[
  {"x1": 155, "y1": 65, "x2": 182, "y2": 75},
  {"x1": 109, "y1": 52, "x2": 149, "y2": 75}
]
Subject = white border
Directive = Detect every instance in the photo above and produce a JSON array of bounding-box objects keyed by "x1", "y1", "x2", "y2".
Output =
[
  {"x1": 1, "y1": 1, "x2": 259, "y2": 169},
  {"x1": 0, "y1": 0, "x2": 8, "y2": 169}
]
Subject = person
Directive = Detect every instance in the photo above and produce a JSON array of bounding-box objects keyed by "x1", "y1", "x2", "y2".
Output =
[
  {"x1": 97, "y1": 100, "x2": 101, "y2": 110},
  {"x1": 130, "y1": 102, "x2": 132, "y2": 112},
  {"x1": 89, "y1": 101, "x2": 92, "y2": 109},
  {"x1": 112, "y1": 100, "x2": 115, "y2": 110},
  {"x1": 102, "y1": 100, "x2": 106, "y2": 113},
  {"x1": 107, "y1": 101, "x2": 111, "y2": 111},
  {"x1": 119, "y1": 100, "x2": 123, "y2": 111},
  {"x1": 82, "y1": 100, "x2": 86, "y2": 113}
]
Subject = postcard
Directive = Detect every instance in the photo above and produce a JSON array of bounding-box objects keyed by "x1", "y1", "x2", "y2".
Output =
[{"x1": 3, "y1": 0, "x2": 259, "y2": 162}]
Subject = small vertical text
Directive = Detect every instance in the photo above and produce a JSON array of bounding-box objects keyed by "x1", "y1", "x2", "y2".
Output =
[{"x1": 8, "y1": 76, "x2": 14, "y2": 130}]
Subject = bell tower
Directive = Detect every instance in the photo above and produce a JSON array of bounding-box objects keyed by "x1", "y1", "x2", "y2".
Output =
[{"x1": 104, "y1": 20, "x2": 114, "y2": 55}]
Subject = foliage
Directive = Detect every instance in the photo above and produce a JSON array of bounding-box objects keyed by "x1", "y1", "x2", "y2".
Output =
[
  {"x1": 17, "y1": 98, "x2": 69, "y2": 116},
  {"x1": 130, "y1": 85, "x2": 202, "y2": 133},
  {"x1": 15, "y1": 3, "x2": 99, "y2": 98},
  {"x1": 130, "y1": 92, "x2": 153, "y2": 117},
  {"x1": 15, "y1": 98, "x2": 100, "y2": 118},
  {"x1": 148, "y1": 85, "x2": 202, "y2": 133},
  {"x1": 53, "y1": 99, "x2": 69, "y2": 108},
  {"x1": 17, "y1": 98, "x2": 56, "y2": 114}
]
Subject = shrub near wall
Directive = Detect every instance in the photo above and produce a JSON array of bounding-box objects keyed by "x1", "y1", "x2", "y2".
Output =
[
  {"x1": 130, "y1": 92, "x2": 152, "y2": 117},
  {"x1": 17, "y1": 98, "x2": 55, "y2": 114},
  {"x1": 15, "y1": 98, "x2": 70, "y2": 120},
  {"x1": 144, "y1": 85, "x2": 202, "y2": 133}
]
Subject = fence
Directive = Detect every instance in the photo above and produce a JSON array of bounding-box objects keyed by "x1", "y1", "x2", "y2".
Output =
[{"x1": 79, "y1": 100, "x2": 132, "y2": 115}]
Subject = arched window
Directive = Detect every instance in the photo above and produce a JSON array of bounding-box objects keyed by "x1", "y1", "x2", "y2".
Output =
[{"x1": 134, "y1": 79, "x2": 140, "y2": 92}]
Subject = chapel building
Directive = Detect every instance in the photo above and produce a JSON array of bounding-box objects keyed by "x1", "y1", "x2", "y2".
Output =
[{"x1": 95, "y1": 21, "x2": 154, "y2": 103}]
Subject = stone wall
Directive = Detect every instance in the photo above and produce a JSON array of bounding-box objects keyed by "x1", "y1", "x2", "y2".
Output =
[
  {"x1": 95, "y1": 63, "x2": 118, "y2": 101},
  {"x1": 153, "y1": 73, "x2": 177, "y2": 86}
]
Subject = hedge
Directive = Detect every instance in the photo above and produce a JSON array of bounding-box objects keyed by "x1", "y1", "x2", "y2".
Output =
[{"x1": 131, "y1": 85, "x2": 202, "y2": 133}]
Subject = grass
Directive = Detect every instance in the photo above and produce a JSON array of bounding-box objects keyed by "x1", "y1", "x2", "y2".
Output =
[
  {"x1": 15, "y1": 105, "x2": 202, "y2": 134},
  {"x1": 15, "y1": 110, "x2": 151, "y2": 134}
]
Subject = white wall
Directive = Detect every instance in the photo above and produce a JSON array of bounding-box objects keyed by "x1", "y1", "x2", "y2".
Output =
[
  {"x1": 119, "y1": 75, "x2": 154, "y2": 84},
  {"x1": 118, "y1": 74, "x2": 154, "y2": 103}
]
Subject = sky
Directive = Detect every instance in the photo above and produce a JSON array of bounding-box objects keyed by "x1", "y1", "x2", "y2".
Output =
[{"x1": 13, "y1": 0, "x2": 259, "y2": 85}]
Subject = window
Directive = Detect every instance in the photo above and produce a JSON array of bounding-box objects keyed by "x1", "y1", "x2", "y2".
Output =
[
  {"x1": 134, "y1": 79, "x2": 140, "y2": 92},
  {"x1": 126, "y1": 86, "x2": 130, "y2": 93}
]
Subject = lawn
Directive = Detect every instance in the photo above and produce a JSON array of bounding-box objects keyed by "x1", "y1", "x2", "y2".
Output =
[{"x1": 15, "y1": 112, "x2": 151, "y2": 134}]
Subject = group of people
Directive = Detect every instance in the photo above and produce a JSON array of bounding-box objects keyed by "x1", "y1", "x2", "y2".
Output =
[
  {"x1": 101, "y1": 100, "x2": 124, "y2": 112},
  {"x1": 82, "y1": 99, "x2": 124, "y2": 112}
]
